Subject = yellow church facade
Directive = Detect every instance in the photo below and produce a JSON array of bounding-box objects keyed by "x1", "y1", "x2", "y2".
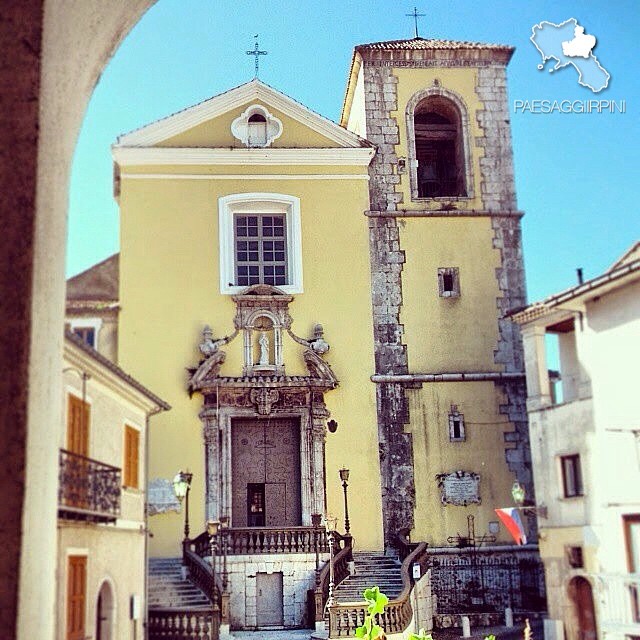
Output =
[{"x1": 72, "y1": 35, "x2": 538, "y2": 631}]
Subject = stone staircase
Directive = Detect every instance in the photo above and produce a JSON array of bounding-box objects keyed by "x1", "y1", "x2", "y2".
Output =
[
  {"x1": 333, "y1": 551, "x2": 404, "y2": 603},
  {"x1": 148, "y1": 557, "x2": 211, "y2": 609}
]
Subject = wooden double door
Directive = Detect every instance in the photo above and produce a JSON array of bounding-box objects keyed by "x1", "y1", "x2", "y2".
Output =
[{"x1": 231, "y1": 418, "x2": 301, "y2": 528}]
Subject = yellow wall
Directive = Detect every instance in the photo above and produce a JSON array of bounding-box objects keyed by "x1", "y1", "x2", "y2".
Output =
[
  {"x1": 160, "y1": 100, "x2": 342, "y2": 149},
  {"x1": 408, "y1": 382, "x2": 516, "y2": 544},
  {"x1": 118, "y1": 167, "x2": 383, "y2": 554},
  {"x1": 400, "y1": 217, "x2": 503, "y2": 372}
]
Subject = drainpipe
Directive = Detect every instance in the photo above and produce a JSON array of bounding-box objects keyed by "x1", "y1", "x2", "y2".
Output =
[{"x1": 143, "y1": 404, "x2": 166, "y2": 640}]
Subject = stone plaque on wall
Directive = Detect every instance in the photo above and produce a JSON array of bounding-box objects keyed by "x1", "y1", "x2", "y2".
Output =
[
  {"x1": 148, "y1": 478, "x2": 181, "y2": 515},
  {"x1": 436, "y1": 470, "x2": 481, "y2": 506}
]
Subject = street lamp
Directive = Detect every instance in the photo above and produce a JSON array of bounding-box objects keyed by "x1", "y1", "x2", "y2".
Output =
[
  {"x1": 326, "y1": 515, "x2": 338, "y2": 607},
  {"x1": 172, "y1": 470, "x2": 193, "y2": 540},
  {"x1": 511, "y1": 481, "x2": 547, "y2": 519},
  {"x1": 339, "y1": 468, "x2": 351, "y2": 535},
  {"x1": 207, "y1": 519, "x2": 221, "y2": 617}
]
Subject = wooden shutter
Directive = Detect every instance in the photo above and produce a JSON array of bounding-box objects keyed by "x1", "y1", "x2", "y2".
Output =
[
  {"x1": 67, "y1": 395, "x2": 90, "y2": 456},
  {"x1": 67, "y1": 555, "x2": 87, "y2": 640},
  {"x1": 124, "y1": 425, "x2": 140, "y2": 488}
]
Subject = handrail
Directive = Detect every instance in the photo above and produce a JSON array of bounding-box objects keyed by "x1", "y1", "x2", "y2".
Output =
[
  {"x1": 327, "y1": 541, "x2": 429, "y2": 637},
  {"x1": 316, "y1": 532, "x2": 353, "y2": 622}
]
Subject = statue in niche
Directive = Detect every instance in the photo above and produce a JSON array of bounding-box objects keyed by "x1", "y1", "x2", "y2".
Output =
[{"x1": 258, "y1": 331, "x2": 270, "y2": 365}]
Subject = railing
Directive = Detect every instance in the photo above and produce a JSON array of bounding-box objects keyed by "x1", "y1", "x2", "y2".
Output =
[
  {"x1": 327, "y1": 541, "x2": 429, "y2": 637},
  {"x1": 189, "y1": 526, "x2": 328, "y2": 556},
  {"x1": 316, "y1": 532, "x2": 353, "y2": 623},
  {"x1": 147, "y1": 607, "x2": 218, "y2": 640},
  {"x1": 429, "y1": 547, "x2": 546, "y2": 613},
  {"x1": 183, "y1": 540, "x2": 218, "y2": 604},
  {"x1": 58, "y1": 448, "x2": 121, "y2": 523},
  {"x1": 592, "y1": 572, "x2": 640, "y2": 636}
]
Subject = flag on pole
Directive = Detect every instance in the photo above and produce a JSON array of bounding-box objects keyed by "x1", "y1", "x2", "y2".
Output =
[{"x1": 494, "y1": 507, "x2": 527, "y2": 545}]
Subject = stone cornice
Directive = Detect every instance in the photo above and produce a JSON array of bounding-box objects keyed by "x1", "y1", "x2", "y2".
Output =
[{"x1": 112, "y1": 146, "x2": 375, "y2": 167}]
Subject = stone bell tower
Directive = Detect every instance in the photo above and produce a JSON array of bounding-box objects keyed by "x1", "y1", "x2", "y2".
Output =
[{"x1": 341, "y1": 37, "x2": 530, "y2": 548}]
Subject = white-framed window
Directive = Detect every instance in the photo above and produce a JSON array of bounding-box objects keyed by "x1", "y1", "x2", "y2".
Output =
[
  {"x1": 219, "y1": 193, "x2": 303, "y2": 295},
  {"x1": 68, "y1": 317, "x2": 103, "y2": 349}
]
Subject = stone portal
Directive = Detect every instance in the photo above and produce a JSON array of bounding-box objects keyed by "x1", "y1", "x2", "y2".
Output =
[{"x1": 231, "y1": 418, "x2": 301, "y2": 527}]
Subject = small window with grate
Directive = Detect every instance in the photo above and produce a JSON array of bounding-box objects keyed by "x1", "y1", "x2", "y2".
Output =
[
  {"x1": 448, "y1": 405, "x2": 465, "y2": 442},
  {"x1": 438, "y1": 267, "x2": 460, "y2": 298},
  {"x1": 234, "y1": 214, "x2": 288, "y2": 287}
]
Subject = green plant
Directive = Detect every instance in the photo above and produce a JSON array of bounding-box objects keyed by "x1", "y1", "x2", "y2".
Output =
[
  {"x1": 354, "y1": 586, "x2": 434, "y2": 640},
  {"x1": 355, "y1": 587, "x2": 388, "y2": 639},
  {"x1": 484, "y1": 635, "x2": 497, "y2": 640}
]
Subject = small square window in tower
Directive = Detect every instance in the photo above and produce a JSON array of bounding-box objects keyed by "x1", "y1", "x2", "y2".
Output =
[
  {"x1": 234, "y1": 214, "x2": 288, "y2": 287},
  {"x1": 448, "y1": 405, "x2": 465, "y2": 442},
  {"x1": 414, "y1": 97, "x2": 466, "y2": 198},
  {"x1": 438, "y1": 267, "x2": 460, "y2": 298}
]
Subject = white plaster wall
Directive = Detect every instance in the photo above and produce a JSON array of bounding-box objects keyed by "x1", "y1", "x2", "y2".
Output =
[
  {"x1": 583, "y1": 281, "x2": 640, "y2": 431},
  {"x1": 226, "y1": 553, "x2": 325, "y2": 629},
  {"x1": 346, "y1": 67, "x2": 367, "y2": 139},
  {"x1": 25, "y1": 3, "x2": 156, "y2": 639},
  {"x1": 529, "y1": 398, "x2": 594, "y2": 528},
  {"x1": 57, "y1": 524, "x2": 146, "y2": 640}
]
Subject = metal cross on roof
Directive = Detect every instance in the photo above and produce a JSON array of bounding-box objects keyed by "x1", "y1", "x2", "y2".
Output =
[
  {"x1": 406, "y1": 6, "x2": 426, "y2": 39},
  {"x1": 246, "y1": 34, "x2": 268, "y2": 78}
]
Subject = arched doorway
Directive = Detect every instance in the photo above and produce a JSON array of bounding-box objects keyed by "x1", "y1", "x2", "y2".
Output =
[
  {"x1": 568, "y1": 576, "x2": 597, "y2": 640},
  {"x1": 96, "y1": 581, "x2": 114, "y2": 640}
]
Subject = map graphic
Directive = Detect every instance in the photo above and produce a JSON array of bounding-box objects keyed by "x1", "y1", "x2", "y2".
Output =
[{"x1": 530, "y1": 18, "x2": 610, "y2": 93}]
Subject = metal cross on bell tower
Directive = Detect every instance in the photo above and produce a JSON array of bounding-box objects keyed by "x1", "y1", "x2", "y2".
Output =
[
  {"x1": 246, "y1": 34, "x2": 268, "y2": 78},
  {"x1": 406, "y1": 7, "x2": 426, "y2": 39}
]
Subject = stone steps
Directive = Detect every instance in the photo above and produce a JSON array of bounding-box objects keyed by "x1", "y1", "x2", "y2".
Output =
[
  {"x1": 333, "y1": 551, "x2": 404, "y2": 603},
  {"x1": 148, "y1": 557, "x2": 211, "y2": 609}
]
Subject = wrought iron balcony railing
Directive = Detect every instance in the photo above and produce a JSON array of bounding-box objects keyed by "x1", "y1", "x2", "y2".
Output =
[{"x1": 58, "y1": 448, "x2": 121, "y2": 523}]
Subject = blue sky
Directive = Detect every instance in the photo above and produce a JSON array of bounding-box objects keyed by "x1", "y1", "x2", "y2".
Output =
[{"x1": 67, "y1": 0, "x2": 639, "y2": 301}]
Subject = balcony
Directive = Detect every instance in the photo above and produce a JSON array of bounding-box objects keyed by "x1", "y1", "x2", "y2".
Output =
[
  {"x1": 58, "y1": 448, "x2": 121, "y2": 523},
  {"x1": 593, "y1": 572, "x2": 640, "y2": 637}
]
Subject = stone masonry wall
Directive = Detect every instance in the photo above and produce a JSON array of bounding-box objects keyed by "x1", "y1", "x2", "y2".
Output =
[
  {"x1": 476, "y1": 66, "x2": 532, "y2": 500},
  {"x1": 226, "y1": 553, "x2": 322, "y2": 629},
  {"x1": 363, "y1": 63, "x2": 416, "y2": 549}
]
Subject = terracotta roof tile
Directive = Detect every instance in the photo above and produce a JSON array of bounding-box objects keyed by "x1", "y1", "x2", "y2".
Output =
[{"x1": 356, "y1": 37, "x2": 513, "y2": 52}]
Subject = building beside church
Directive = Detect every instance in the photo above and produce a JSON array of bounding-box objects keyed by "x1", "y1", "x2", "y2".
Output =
[
  {"x1": 58, "y1": 331, "x2": 169, "y2": 640},
  {"x1": 69, "y1": 35, "x2": 538, "y2": 632},
  {"x1": 512, "y1": 243, "x2": 640, "y2": 640}
]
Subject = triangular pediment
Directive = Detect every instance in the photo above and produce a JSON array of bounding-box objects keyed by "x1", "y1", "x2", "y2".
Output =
[{"x1": 115, "y1": 79, "x2": 371, "y2": 150}]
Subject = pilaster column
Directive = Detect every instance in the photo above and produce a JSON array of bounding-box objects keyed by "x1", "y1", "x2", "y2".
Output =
[
  {"x1": 201, "y1": 408, "x2": 220, "y2": 522},
  {"x1": 310, "y1": 397, "x2": 329, "y2": 519},
  {"x1": 521, "y1": 324, "x2": 552, "y2": 411}
]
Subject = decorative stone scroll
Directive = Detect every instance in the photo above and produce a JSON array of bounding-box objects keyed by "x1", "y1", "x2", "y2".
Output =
[{"x1": 436, "y1": 470, "x2": 481, "y2": 506}]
